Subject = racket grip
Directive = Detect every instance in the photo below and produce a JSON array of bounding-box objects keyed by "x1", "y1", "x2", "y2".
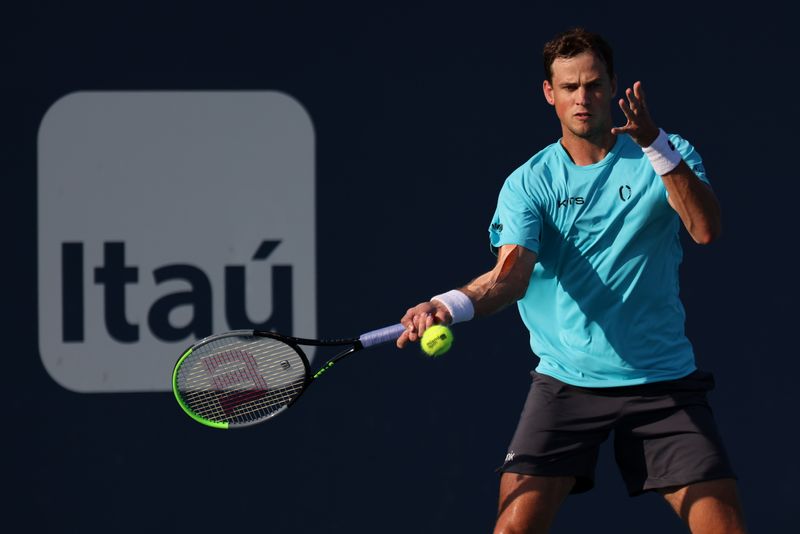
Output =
[{"x1": 359, "y1": 323, "x2": 407, "y2": 348}]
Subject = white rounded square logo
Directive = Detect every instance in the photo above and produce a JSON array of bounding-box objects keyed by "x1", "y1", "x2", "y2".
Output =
[{"x1": 38, "y1": 91, "x2": 316, "y2": 392}]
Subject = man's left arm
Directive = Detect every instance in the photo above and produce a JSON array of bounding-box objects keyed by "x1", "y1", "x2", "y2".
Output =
[
  {"x1": 660, "y1": 160, "x2": 721, "y2": 244},
  {"x1": 611, "y1": 81, "x2": 722, "y2": 244}
]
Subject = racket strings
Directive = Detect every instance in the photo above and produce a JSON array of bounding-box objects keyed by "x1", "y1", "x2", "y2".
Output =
[{"x1": 177, "y1": 335, "x2": 307, "y2": 425}]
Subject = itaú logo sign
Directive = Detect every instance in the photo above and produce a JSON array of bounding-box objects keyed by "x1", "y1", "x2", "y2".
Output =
[{"x1": 37, "y1": 91, "x2": 316, "y2": 393}]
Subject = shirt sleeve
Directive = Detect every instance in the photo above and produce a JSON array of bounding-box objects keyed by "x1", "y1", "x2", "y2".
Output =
[
  {"x1": 668, "y1": 133, "x2": 711, "y2": 187},
  {"x1": 488, "y1": 170, "x2": 542, "y2": 255}
]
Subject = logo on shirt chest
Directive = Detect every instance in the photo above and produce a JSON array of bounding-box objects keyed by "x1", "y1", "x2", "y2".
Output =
[
  {"x1": 556, "y1": 197, "x2": 585, "y2": 208},
  {"x1": 557, "y1": 185, "x2": 634, "y2": 209}
]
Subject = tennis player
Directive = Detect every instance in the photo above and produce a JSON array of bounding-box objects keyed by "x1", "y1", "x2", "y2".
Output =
[{"x1": 397, "y1": 28, "x2": 747, "y2": 534}]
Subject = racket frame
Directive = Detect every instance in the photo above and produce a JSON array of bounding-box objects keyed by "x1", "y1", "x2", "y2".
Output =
[{"x1": 172, "y1": 329, "x2": 365, "y2": 429}]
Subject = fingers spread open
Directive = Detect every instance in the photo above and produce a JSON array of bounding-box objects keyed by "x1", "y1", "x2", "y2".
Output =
[
  {"x1": 626, "y1": 87, "x2": 642, "y2": 113},
  {"x1": 634, "y1": 81, "x2": 646, "y2": 106}
]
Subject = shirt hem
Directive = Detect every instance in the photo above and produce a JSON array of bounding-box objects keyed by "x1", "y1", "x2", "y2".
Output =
[{"x1": 534, "y1": 364, "x2": 698, "y2": 388}]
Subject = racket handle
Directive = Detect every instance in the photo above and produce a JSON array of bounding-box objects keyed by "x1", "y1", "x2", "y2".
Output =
[{"x1": 359, "y1": 323, "x2": 406, "y2": 348}]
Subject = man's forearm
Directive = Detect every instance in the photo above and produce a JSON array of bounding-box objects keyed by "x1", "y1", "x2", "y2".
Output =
[
  {"x1": 662, "y1": 160, "x2": 722, "y2": 244},
  {"x1": 459, "y1": 245, "x2": 536, "y2": 317}
]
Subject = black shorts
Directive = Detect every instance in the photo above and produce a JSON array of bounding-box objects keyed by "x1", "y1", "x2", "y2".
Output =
[{"x1": 499, "y1": 370, "x2": 736, "y2": 496}]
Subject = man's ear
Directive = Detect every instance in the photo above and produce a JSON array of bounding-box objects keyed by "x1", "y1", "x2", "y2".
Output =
[{"x1": 543, "y1": 80, "x2": 555, "y2": 106}]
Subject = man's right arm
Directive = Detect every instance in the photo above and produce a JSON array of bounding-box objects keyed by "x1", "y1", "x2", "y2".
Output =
[{"x1": 396, "y1": 244, "x2": 537, "y2": 348}]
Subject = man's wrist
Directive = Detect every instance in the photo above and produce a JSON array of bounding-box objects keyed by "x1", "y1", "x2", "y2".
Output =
[
  {"x1": 642, "y1": 128, "x2": 681, "y2": 175},
  {"x1": 638, "y1": 127, "x2": 660, "y2": 148},
  {"x1": 431, "y1": 289, "x2": 474, "y2": 324}
]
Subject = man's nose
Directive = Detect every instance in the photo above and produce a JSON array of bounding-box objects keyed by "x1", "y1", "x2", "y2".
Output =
[{"x1": 576, "y1": 86, "x2": 589, "y2": 106}]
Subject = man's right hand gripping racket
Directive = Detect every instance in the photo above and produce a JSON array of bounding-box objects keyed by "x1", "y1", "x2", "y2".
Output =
[{"x1": 172, "y1": 324, "x2": 406, "y2": 429}]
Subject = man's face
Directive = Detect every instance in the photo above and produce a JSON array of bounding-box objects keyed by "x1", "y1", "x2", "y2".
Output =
[{"x1": 543, "y1": 51, "x2": 616, "y2": 140}]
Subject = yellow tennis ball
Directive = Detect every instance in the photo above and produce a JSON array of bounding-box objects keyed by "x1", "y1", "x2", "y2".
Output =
[{"x1": 420, "y1": 325, "x2": 453, "y2": 357}]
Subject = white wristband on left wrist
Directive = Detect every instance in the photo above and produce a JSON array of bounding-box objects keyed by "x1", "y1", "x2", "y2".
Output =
[{"x1": 643, "y1": 128, "x2": 682, "y2": 176}]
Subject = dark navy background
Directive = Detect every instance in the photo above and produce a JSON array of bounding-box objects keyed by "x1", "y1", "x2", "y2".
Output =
[{"x1": 5, "y1": 2, "x2": 797, "y2": 532}]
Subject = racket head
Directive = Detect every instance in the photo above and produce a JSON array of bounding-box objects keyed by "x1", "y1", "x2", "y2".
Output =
[{"x1": 172, "y1": 330, "x2": 311, "y2": 429}]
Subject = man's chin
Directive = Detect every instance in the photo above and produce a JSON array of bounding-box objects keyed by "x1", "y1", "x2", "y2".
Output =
[
  {"x1": 569, "y1": 119, "x2": 614, "y2": 140},
  {"x1": 569, "y1": 125, "x2": 599, "y2": 139}
]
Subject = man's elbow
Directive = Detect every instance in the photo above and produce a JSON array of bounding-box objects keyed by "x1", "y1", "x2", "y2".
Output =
[
  {"x1": 511, "y1": 278, "x2": 531, "y2": 300},
  {"x1": 692, "y1": 222, "x2": 721, "y2": 245}
]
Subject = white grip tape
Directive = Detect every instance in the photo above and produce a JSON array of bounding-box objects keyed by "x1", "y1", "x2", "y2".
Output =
[
  {"x1": 643, "y1": 128, "x2": 682, "y2": 175},
  {"x1": 431, "y1": 289, "x2": 474, "y2": 324}
]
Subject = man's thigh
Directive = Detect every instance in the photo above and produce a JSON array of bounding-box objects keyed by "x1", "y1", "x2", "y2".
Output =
[
  {"x1": 495, "y1": 473, "x2": 575, "y2": 534},
  {"x1": 613, "y1": 370, "x2": 736, "y2": 496},
  {"x1": 659, "y1": 478, "x2": 748, "y2": 534},
  {"x1": 499, "y1": 372, "x2": 619, "y2": 494}
]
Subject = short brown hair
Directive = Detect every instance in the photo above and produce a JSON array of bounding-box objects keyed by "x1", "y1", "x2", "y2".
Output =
[{"x1": 542, "y1": 28, "x2": 614, "y2": 82}]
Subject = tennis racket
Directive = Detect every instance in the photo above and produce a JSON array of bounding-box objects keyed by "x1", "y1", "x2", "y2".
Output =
[{"x1": 172, "y1": 323, "x2": 406, "y2": 429}]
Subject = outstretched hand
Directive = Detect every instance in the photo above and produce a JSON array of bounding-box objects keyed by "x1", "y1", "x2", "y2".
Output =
[{"x1": 611, "y1": 81, "x2": 660, "y2": 148}]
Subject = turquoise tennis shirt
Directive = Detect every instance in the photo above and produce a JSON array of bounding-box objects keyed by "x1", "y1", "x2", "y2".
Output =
[{"x1": 489, "y1": 133, "x2": 710, "y2": 387}]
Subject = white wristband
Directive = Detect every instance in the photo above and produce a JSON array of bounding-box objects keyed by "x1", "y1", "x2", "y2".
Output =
[
  {"x1": 431, "y1": 289, "x2": 475, "y2": 324},
  {"x1": 642, "y1": 128, "x2": 682, "y2": 175}
]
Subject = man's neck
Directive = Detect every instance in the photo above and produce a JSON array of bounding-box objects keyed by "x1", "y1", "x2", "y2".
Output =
[{"x1": 560, "y1": 130, "x2": 617, "y2": 166}]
